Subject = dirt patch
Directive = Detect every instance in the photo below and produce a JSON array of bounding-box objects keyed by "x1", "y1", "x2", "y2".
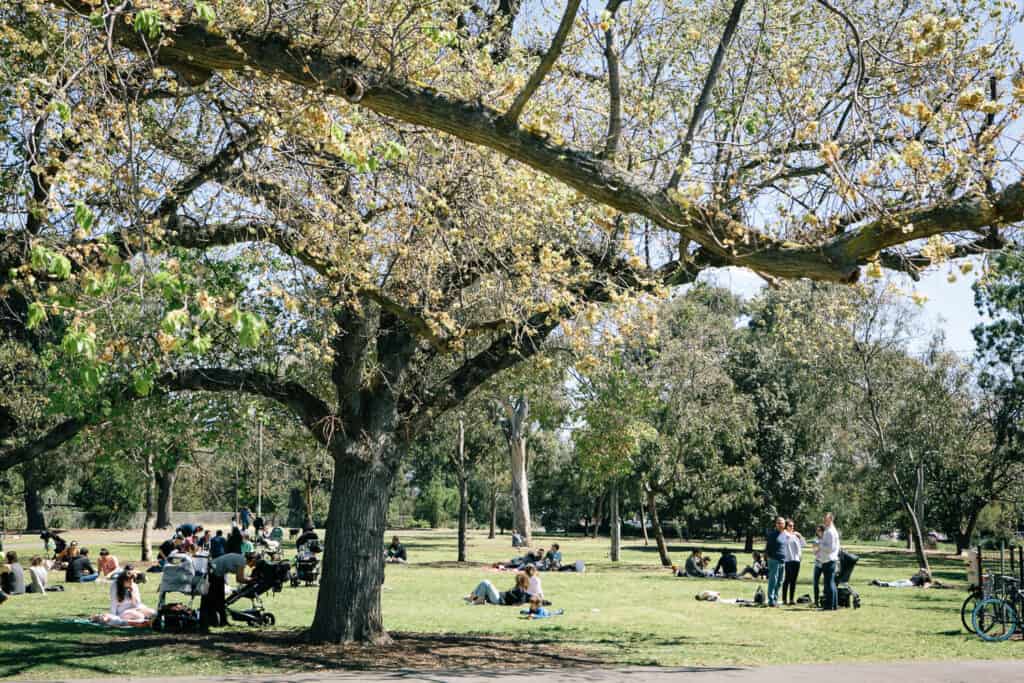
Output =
[{"x1": 116, "y1": 629, "x2": 603, "y2": 671}]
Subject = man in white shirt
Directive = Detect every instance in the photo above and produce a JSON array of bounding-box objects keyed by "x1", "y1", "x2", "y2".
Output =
[{"x1": 818, "y1": 512, "x2": 840, "y2": 610}]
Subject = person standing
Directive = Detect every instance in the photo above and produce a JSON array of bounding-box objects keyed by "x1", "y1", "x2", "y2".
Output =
[
  {"x1": 819, "y1": 512, "x2": 840, "y2": 611},
  {"x1": 239, "y1": 507, "x2": 251, "y2": 531},
  {"x1": 811, "y1": 525, "x2": 825, "y2": 607},
  {"x1": 781, "y1": 519, "x2": 805, "y2": 605},
  {"x1": 764, "y1": 516, "x2": 787, "y2": 607},
  {"x1": 201, "y1": 552, "x2": 257, "y2": 630},
  {"x1": 209, "y1": 530, "x2": 227, "y2": 559}
]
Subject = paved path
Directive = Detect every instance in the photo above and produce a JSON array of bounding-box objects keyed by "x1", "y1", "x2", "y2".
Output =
[{"x1": 57, "y1": 661, "x2": 1023, "y2": 683}]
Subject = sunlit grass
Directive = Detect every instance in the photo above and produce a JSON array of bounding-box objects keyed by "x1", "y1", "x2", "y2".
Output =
[{"x1": 1, "y1": 527, "x2": 1022, "y2": 679}]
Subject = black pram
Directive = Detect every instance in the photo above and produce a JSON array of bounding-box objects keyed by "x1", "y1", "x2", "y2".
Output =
[
  {"x1": 291, "y1": 540, "x2": 322, "y2": 587},
  {"x1": 835, "y1": 550, "x2": 861, "y2": 609},
  {"x1": 225, "y1": 559, "x2": 291, "y2": 626}
]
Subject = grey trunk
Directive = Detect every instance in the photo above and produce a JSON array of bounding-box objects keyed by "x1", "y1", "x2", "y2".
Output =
[
  {"x1": 309, "y1": 457, "x2": 395, "y2": 644},
  {"x1": 155, "y1": 468, "x2": 176, "y2": 529},
  {"x1": 609, "y1": 482, "x2": 621, "y2": 562},
  {"x1": 141, "y1": 453, "x2": 154, "y2": 561},
  {"x1": 23, "y1": 487, "x2": 45, "y2": 532},
  {"x1": 646, "y1": 487, "x2": 672, "y2": 567}
]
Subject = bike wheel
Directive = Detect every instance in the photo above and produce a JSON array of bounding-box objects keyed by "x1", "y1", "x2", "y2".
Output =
[
  {"x1": 972, "y1": 598, "x2": 1018, "y2": 642},
  {"x1": 962, "y1": 593, "x2": 979, "y2": 633}
]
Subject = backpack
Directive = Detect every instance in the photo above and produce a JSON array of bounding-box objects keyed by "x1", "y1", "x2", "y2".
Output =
[{"x1": 754, "y1": 585, "x2": 765, "y2": 605}]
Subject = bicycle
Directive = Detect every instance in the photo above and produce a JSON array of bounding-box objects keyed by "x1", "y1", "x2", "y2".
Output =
[{"x1": 972, "y1": 575, "x2": 1022, "y2": 642}]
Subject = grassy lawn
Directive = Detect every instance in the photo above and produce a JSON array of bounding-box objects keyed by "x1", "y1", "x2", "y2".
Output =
[{"x1": 1, "y1": 527, "x2": 1022, "y2": 679}]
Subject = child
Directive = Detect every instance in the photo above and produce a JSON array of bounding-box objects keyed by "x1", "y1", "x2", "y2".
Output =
[{"x1": 523, "y1": 596, "x2": 560, "y2": 619}]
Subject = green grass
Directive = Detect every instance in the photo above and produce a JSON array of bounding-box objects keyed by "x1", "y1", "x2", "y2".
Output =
[{"x1": 1, "y1": 527, "x2": 1022, "y2": 679}]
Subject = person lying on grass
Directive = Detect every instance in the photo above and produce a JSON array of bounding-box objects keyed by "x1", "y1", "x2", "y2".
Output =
[
  {"x1": 466, "y1": 572, "x2": 532, "y2": 605},
  {"x1": 870, "y1": 568, "x2": 949, "y2": 589},
  {"x1": 520, "y1": 595, "x2": 564, "y2": 619}
]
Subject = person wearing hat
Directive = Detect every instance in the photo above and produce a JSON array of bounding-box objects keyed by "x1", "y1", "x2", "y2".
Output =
[{"x1": 98, "y1": 549, "x2": 120, "y2": 579}]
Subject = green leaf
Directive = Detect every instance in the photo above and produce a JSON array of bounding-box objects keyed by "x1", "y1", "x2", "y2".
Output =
[
  {"x1": 53, "y1": 101, "x2": 71, "y2": 123},
  {"x1": 160, "y1": 307, "x2": 190, "y2": 334},
  {"x1": 48, "y1": 253, "x2": 71, "y2": 279},
  {"x1": 74, "y1": 201, "x2": 94, "y2": 232},
  {"x1": 194, "y1": 1, "x2": 216, "y2": 24},
  {"x1": 236, "y1": 311, "x2": 268, "y2": 349},
  {"x1": 134, "y1": 9, "x2": 162, "y2": 39},
  {"x1": 26, "y1": 301, "x2": 46, "y2": 329},
  {"x1": 132, "y1": 369, "x2": 154, "y2": 397},
  {"x1": 186, "y1": 333, "x2": 213, "y2": 355}
]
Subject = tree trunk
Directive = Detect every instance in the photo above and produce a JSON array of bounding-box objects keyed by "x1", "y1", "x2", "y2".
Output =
[
  {"x1": 609, "y1": 482, "x2": 621, "y2": 562},
  {"x1": 488, "y1": 485, "x2": 497, "y2": 539},
  {"x1": 23, "y1": 487, "x2": 45, "y2": 532},
  {"x1": 646, "y1": 488, "x2": 672, "y2": 567},
  {"x1": 456, "y1": 419, "x2": 468, "y2": 563},
  {"x1": 500, "y1": 396, "x2": 532, "y2": 545},
  {"x1": 304, "y1": 467, "x2": 316, "y2": 529},
  {"x1": 893, "y1": 470, "x2": 931, "y2": 572},
  {"x1": 141, "y1": 453, "x2": 154, "y2": 562},
  {"x1": 309, "y1": 458, "x2": 394, "y2": 644},
  {"x1": 744, "y1": 529, "x2": 754, "y2": 553},
  {"x1": 591, "y1": 494, "x2": 605, "y2": 539},
  {"x1": 155, "y1": 469, "x2": 177, "y2": 529},
  {"x1": 957, "y1": 507, "x2": 982, "y2": 556},
  {"x1": 638, "y1": 483, "x2": 649, "y2": 546}
]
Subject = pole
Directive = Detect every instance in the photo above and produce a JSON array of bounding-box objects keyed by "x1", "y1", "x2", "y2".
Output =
[{"x1": 257, "y1": 418, "x2": 263, "y2": 518}]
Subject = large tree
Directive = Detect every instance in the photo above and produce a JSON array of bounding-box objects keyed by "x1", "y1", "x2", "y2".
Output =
[{"x1": 3, "y1": 0, "x2": 1024, "y2": 645}]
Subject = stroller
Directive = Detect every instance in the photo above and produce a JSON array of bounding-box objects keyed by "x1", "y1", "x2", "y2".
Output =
[
  {"x1": 291, "y1": 540, "x2": 322, "y2": 587},
  {"x1": 819, "y1": 550, "x2": 861, "y2": 609},
  {"x1": 153, "y1": 554, "x2": 203, "y2": 632},
  {"x1": 254, "y1": 534, "x2": 283, "y2": 562},
  {"x1": 225, "y1": 559, "x2": 291, "y2": 626}
]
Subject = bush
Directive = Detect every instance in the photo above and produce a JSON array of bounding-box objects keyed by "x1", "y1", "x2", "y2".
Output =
[{"x1": 73, "y1": 458, "x2": 144, "y2": 527}]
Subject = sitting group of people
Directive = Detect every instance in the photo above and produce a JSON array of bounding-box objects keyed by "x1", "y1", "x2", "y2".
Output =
[
  {"x1": 676, "y1": 549, "x2": 767, "y2": 580},
  {"x1": 1, "y1": 551, "x2": 57, "y2": 604},
  {"x1": 495, "y1": 543, "x2": 577, "y2": 572}
]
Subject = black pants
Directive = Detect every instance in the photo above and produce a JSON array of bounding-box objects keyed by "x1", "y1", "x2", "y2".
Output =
[
  {"x1": 200, "y1": 574, "x2": 227, "y2": 628},
  {"x1": 782, "y1": 561, "x2": 801, "y2": 604}
]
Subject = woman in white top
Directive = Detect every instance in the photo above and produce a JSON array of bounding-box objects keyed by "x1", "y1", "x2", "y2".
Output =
[
  {"x1": 27, "y1": 555, "x2": 48, "y2": 594},
  {"x1": 94, "y1": 571, "x2": 156, "y2": 625},
  {"x1": 523, "y1": 564, "x2": 543, "y2": 599},
  {"x1": 781, "y1": 519, "x2": 805, "y2": 606}
]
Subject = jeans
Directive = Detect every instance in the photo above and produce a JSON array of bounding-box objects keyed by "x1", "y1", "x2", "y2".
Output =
[
  {"x1": 812, "y1": 563, "x2": 822, "y2": 605},
  {"x1": 472, "y1": 580, "x2": 501, "y2": 604},
  {"x1": 783, "y1": 561, "x2": 801, "y2": 604},
  {"x1": 821, "y1": 560, "x2": 838, "y2": 610},
  {"x1": 76, "y1": 574, "x2": 99, "y2": 583},
  {"x1": 766, "y1": 558, "x2": 785, "y2": 606}
]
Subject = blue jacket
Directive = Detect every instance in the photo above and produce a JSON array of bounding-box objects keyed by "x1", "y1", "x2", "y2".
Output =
[{"x1": 765, "y1": 529, "x2": 785, "y2": 562}]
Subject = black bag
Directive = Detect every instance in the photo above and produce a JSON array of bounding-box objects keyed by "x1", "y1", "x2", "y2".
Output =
[
  {"x1": 754, "y1": 586, "x2": 765, "y2": 605},
  {"x1": 154, "y1": 603, "x2": 201, "y2": 633},
  {"x1": 838, "y1": 585, "x2": 861, "y2": 609}
]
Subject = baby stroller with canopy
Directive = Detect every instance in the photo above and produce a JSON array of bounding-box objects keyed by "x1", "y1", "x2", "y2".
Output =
[
  {"x1": 153, "y1": 554, "x2": 203, "y2": 632},
  {"x1": 828, "y1": 550, "x2": 861, "y2": 609},
  {"x1": 291, "y1": 539, "x2": 322, "y2": 587},
  {"x1": 225, "y1": 559, "x2": 291, "y2": 626}
]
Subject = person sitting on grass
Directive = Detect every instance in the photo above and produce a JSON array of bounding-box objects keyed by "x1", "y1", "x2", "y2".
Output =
[
  {"x1": 92, "y1": 569, "x2": 155, "y2": 626},
  {"x1": 466, "y1": 572, "x2": 532, "y2": 605},
  {"x1": 66, "y1": 548, "x2": 99, "y2": 583},
  {"x1": 239, "y1": 532, "x2": 255, "y2": 555},
  {"x1": 55, "y1": 539, "x2": 79, "y2": 570},
  {"x1": 523, "y1": 564, "x2": 543, "y2": 599},
  {"x1": 543, "y1": 544, "x2": 563, "y2": 570},
  {"x1": 26, "y1": 555, "x2": 60, "y2": 593},
  {"x1": 678, "y1": 550, "x2": 709, "y2": 577},
  {"x1": 385, "y1": 536, "x2": 407, "y2": 564},
  {"x1": 714, "y1": 549, "x2": 739, "y2": 578},
  {"x1": 511, "y1": 529, "x2": 524, "y2": 548},
  {"x1": 870, "y1": 568, "x2": 948, "y2": 589},
  {"x1": 739, "y1": 551, "x2": 766, "y2": 579},
  {"x1": 98, "y1": 549, "x2": 120, "y2": 579},
  {"x1": 1, "y1": 551, "x2": 26, "y2": 596}
]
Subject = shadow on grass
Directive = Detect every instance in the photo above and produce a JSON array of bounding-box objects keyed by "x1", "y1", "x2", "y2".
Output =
[{"x1": 0, "y1": 621, "x2": 622, "y2": 679}]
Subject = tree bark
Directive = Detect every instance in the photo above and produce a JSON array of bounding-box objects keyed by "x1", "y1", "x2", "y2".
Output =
[
  {"x1": 893, "y1": 471, "x2": 931, "y2": 572},
  {"x1": 646, "y1": 488, "x2": 672, "y2": 567},
  {"x1": 155, "y1": 468, "x2": 177, "y2": 529},
  {"x1": 304, "y1": 467, "x2": 316, "y2": 529},
  {"x1": 591, "y1": 493, "x2": 605, "y2": 539},
  {"x1": 638, "y1": 483, "x2": 649, "y2": 546},
  {"x1": 609, "y1": 482, "x2": 621, "y2": 562},
  {"x1": 501, "y1": 396, "x2": 532, "y2": 545},
  {"x1": 309, "y1": 457, "x2": 395, "y2": 644},
  {"x1": 488, "y1": 485, "x2": 497, "y2": 539},
  {"x1": 744, "y1": 529, "x2": 754, "y2": 553},
  {"x1": 456, "y1": 419, "x2": 468, "y2": 563},
  {"x1": 957, "y1": 506, "x2": 982, "y2": 556},
  {"x1": 141, "y1": 453, "x2": 154, "y2": 562},
  {"x1": 23, "y1": 486, "x2": 45, "y2": 532}
]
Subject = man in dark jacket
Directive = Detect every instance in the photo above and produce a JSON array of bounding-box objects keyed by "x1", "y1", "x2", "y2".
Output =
[
  {"x1": 66, "y1": 548, "x2": 99, "y2": 582},
  {"x1": 1, "y1": 551, "x2": 26, "y2": 595},
  {"x1": 764, "y1": 517, "x2": 787, "y2": 607},
  {"x1": 209, "y1": 530, "x2": 227, "y2": 558}
]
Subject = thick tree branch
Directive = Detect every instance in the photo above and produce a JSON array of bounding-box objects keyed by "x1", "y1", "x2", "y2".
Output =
[
  {"x1": 600, "y1": 0, "x2": 626, "y2": 160},
  {"x1": 669, "y1": 0, "x2": 747, "y2": 188},
  {"x1": 39, "y1": 2, "x2": 1024, "y2": 282},
  {"x1": 504, "y1": 0, "x2": 581, "y2": 126}
]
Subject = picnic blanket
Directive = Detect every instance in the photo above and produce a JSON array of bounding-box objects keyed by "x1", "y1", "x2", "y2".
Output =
[{"x1": 63, "y1": 617, "x2": 153, "y2": 629}]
